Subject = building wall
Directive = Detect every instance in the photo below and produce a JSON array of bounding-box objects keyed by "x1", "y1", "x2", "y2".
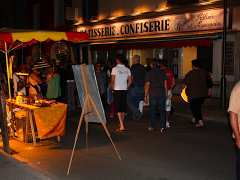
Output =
[{"x1": 98, "y1": 0, "x2": 166, "y2": 19}]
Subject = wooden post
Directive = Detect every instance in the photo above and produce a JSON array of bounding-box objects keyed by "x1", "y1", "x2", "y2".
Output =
[
  {"x1": 28, "y1": 110, "x2": 36, "y2": 145},
  {"x1": 0, "y1": 95, "x2": 10, "y2": 154},
  {"x1": 4, "y1": 41, "x2": 11, "y2": 99}
]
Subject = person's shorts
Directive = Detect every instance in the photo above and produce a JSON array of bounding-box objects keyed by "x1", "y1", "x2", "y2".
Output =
[
  {"x1": 113, "y1": 90, "x2": 127, "y2": 113},
  {"x1": 166, "y1": 90, "x2": 172, "y2": 112}
]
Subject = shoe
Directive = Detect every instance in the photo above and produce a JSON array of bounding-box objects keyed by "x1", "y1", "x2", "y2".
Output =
[
  {"x1": 138, "y1": 101, "x2": 144, "y2": 113},
  {"x1": 166, "y1": 121, "x2": 170, "y2": 128},
  {"x1": 160, "y1": 128, "x2": 166, "y2": 133},
  {"x1": 192, "y1": 118, "x2": 196, "y2": 124},
  {"x1": 135, "y1": 112, "x2": 142, "y2": 121},
  {"x1": 195, "y1": 120, "x2": 204, "y2": 128},
  {"x1": 115, "y1": 128, "x2": 128, "y2": 133},
  {"x1": 148, "y1": 127, "x2": 154, "y2": 131}
]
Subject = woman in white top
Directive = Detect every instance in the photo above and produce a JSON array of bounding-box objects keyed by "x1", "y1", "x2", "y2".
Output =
[{"x1": 111, "y1": 54, "x2": 132, "y2": 132}]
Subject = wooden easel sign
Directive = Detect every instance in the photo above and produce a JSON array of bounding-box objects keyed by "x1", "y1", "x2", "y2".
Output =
[{"x1": 67, "y1": 64, "x2": 121, "y2": 175}]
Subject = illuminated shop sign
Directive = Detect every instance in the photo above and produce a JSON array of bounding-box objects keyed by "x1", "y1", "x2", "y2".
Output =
[{"x1": 77, "y1": 9, "x2": 223, "y2": 40}]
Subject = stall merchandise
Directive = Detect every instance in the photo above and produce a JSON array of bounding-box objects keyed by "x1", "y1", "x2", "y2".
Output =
[{"x1": 0, "y1": 30, "x2": 88, "y2": 144}]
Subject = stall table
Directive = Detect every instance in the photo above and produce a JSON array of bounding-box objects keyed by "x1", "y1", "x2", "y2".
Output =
[{"x1": 6, "y1": 99, "x2": 67, "y2": 145}]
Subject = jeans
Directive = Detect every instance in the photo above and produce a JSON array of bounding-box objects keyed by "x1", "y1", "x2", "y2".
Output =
[
  {"x1": 127, "y1": 86, "x2": 144, "y2": 119},
  {"x1": 189, "y1": 97, "x2": 205, "y2": 122},
  {"x1": 149, "y1": 96, "x2": 166, "y2": 129}
]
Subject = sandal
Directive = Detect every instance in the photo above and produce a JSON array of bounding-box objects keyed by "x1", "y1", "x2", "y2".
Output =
[{"x1": 115, "y1": 128, "x2": 128, "y2": 132}]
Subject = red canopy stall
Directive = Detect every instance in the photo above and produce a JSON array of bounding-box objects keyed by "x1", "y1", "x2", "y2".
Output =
[
  {"x1": 0, "y1": 30, "x2": 88, "y2": 99},
  {"x1": 0, "y1": 30, "x2": 88, "y2": 147}
]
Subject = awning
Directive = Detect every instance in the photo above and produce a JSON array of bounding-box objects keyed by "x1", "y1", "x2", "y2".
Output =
[
  {"x1": 0, "y1": 31, "x2": 88, "y2": 44},
  {"x1": 90, "y1": 33, "x2": 222, "y2": 50}
]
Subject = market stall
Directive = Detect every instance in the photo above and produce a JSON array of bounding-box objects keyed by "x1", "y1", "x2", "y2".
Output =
[{"x1": 0, "y1": 30, "x2": 88, "y2": 144}]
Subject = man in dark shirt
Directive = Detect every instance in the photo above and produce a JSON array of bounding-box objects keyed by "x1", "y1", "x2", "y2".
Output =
[
  {"x1": 183, "y1": 59, "x2": 212, "y2": 127},
  {"x1": 127, "y1": 55, "x2": 146, "y2": 120},
  {"x1": 144, "y1": 61, "x2": 167, "y2": 132}
]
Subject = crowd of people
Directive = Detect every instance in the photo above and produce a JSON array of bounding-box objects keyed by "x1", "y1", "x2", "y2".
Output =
[
  {"x1": 95, "y1": 54, "x2": 212, "y2": 133},
  {"x1": 95, "y1": 55, "x2": 175, "y2": 132}
]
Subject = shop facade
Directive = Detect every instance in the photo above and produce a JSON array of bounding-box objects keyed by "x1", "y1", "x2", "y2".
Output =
[{"x1": 74, "y1": 2, "x2": 240, "y2": 97}]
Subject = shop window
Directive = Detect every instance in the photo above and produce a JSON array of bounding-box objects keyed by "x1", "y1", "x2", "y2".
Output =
[{"x1": 225, "y1": 41, "x2": 234, "y2": 75}]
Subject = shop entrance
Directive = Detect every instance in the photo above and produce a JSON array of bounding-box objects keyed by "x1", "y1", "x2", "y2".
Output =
[{"x1": 92, "y1": 41, "x2": 213, "y2": 81}]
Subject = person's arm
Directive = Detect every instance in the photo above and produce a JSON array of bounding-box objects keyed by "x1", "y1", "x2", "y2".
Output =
[
  {"x1": 182, "y1": 72, "x2": 189, "y2": 89},
  {"x1": 127, "y1": 75, "x2": 132, "y2": 89},
  {"x1": 144, "y1": 81, "x2": 150, "y2": 103},
  {"x1": 171, "y1": 75, "x2": 176, "y2": 89},
  {"x1": 229, "y1": 85, "x2": 240, "y2": 148},
  {"x1": 111, "y1": 75, "x2": 115, "y2": 90},
  {"x1": 230, "y1": 111, "x2": 240, "y2": 148},
  {"x1": 164, "y1": 80, "x2": 168, "y2": 96}
]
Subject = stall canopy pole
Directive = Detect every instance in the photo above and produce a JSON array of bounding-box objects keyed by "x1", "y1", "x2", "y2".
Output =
[
  {"x1": 4, "y1": 41, "x2": 11, "y2": 99},
  {"x1": 221, "y1": 0, "x2": 228, "y2": 109}
]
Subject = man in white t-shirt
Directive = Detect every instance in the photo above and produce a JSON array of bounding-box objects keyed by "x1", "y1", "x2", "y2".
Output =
[
  {"x1": 228, "y1": 81, "x2": 240, "y2": 180},
  {"x1": 111, "y1": 54, "x2": 132, "y2": 132}
]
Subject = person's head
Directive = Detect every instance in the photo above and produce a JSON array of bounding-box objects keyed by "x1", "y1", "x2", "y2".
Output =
[
  {"x1": 150, "y1": 60, "x2": 158, "y2": 69},
  {"x1": 159, "y1": 60, "x2": 167, "y2": 70},
  {"x1": 146, "y1": 58, "x2": 152, "y2": 65},
  {"x1": 32, "y1": 68, "x2": 40, "y2": 75},
  {"x1": 132, "y1": 55, "x2": 140, "y2": 65},
  {"x1": 192, "y1": 59, "x2": 201, "y2": 69},
  {"x1": 17, "y1": 64, "x2": 28, "y2": 73},
  {"x1": 115, "y1": 54, "x2": 125, "y2": 65},
  {"x1": 25, "y1": 56, "x2": 33, "y2": 65},
  {"x1": 95, "y1": 63, "x2": 101, "y2": 72}
]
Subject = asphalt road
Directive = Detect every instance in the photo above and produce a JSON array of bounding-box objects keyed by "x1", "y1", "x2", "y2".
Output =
[{"x1": 7, "y1": 111, "x2": 235, "y2": 180}]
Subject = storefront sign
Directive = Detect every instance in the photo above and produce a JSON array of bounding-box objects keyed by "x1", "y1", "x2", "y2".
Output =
[{"x1": 77, "y1": 9, "x2": 223, "y2": 41}]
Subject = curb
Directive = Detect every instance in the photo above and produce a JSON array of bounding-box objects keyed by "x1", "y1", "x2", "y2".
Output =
[{"x1": 0, "y1": 149, "x2": 54, "y2": 180}]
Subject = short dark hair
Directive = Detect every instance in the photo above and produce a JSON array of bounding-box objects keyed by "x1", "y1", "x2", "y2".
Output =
[
  {"x1": 115, "y1": 54, "x2": 125, "y2": 64},
  {"x1": 192, "y1": 59, "x2": 201, "y2": 68}
]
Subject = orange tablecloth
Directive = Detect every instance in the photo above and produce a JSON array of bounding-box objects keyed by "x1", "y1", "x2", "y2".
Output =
[
  {"x1": 33, "y1": 103, "x2": 67, "y2": 139},
  {"x1": 7, "y1": 100, "x2": 67, "y2": 140}
]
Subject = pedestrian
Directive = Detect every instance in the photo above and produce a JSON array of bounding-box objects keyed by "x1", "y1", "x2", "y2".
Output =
[
  {"x1": 46, "y1": 66, "x2": 61, "y2": 100},
  {"x1": 144, "y1": 61, "x2": 167, "y2": 132},
  {"x1": 159, "y1": 62, "x2": 175, "y2": 128},
  {"x1": 127, "y1": 55, "x2": 146, "y2": 120},
  {"x1": 229, "y1": 81, "x2": 240, "y2": 180},
  {"x1": 95, "y1": 63, "x2": 108, "y2": 111},
  {"x1": 182, "y1": 59, "x2": 212, "y2": 127},
  {"x1": 111, "y1": 54, "x2": 132, "y2": 132}
]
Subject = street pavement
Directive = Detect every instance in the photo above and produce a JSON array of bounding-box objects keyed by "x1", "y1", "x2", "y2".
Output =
[
  {"x1": 0, "y1": 96, "x2": 236, "y2": 180},
  {"x1": 0, "y1": 150, "x2": 51, "y2": 180}
]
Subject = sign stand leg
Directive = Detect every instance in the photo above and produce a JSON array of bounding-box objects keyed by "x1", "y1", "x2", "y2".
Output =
[
  {"x1": 67, "y1": 97, "x2": 88, "y2": 175},
  {"x1": 101, "y1": 123, "x2": 122, "y2": 160},
  {"x1": 88, "y1": 96, "x2": 122, "y2": 160},
  {"x1": 29, "y1": 110, "x2": 36, "y2": 145},
  {"x1": 85, "y1": 120, "x2": 88, "y2": 150}
]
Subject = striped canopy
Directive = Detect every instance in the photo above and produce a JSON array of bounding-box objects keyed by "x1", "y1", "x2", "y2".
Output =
[{"x1": 0, "y1": 31, "x2": 88, "y2": 44}]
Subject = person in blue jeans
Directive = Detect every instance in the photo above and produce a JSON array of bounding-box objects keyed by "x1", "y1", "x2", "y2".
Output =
[
  {"x1": 144, "y1": 60, "x2": 167, "y2": 132},
  {"x1": 127, "y1": 55, "x2": 146, "y2": 120}
]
